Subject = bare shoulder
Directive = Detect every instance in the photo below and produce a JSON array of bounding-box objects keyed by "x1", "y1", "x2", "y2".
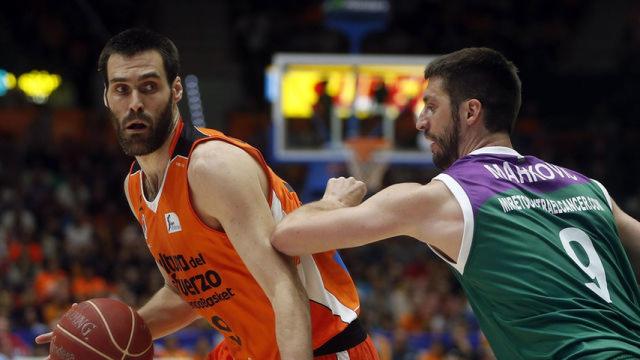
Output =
[
  {"x1": 423, "y1": 178, "x2": 457, "y2": 203},
  {"x1": 189, "y1": 140, "x2": 256, "y2": 177},
  {"x1": 411, "y1": 178, "x2": 464, "y2": 258},
  {"x1": 187, "y1": 140, "x2": 265, "y2": 202},
  {"x1": 416, "y1": 178, "x2": 461, "y2": 218}
]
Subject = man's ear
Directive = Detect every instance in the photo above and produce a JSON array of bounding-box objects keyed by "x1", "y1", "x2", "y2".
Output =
[
  {"x1": 462, "y1": 99, "x2": 482, "y2": 126},
  {"x1": 103, "y1": 87, "x2": 109, "y2": 108},
  {"x1": 172, "y1": 76, "x2": 183, "y2": 103}
]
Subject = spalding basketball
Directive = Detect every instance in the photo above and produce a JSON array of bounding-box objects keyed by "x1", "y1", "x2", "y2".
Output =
[{"x1": 49, "y1": 298, "x2": 154, "y2": 360}]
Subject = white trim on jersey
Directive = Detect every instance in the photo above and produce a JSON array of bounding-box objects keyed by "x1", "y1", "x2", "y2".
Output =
[
  {"x1": 270, "y1": 190, "x2": 286, "y2": 223},
  {"x1": 141, "y1": 156, "x2": 186, "y2": 213},
  {"x1": 298, "y1": 255, "x2": 358, "y2": 323},
  {"x1": 336, "y1": 350, "x2": 351, "y2": 360},
  {"x1": 433, "y1": 173, "x2": 475, "y2": 275},
  {"x1": 468, "y1": 146, "x2": 522, "y2": 157},
  {"x1": 270, "y1": 191, "x2": 358, "y2": 323},
  {"x1": 591, "y1": 179, "x2": 613, "y2": 210}
]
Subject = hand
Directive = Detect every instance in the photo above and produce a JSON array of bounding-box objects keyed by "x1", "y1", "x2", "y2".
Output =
[
  {"x1": 322, "y1": 177, "x2": 367, "y2": 207},
  {"x1": 34, "y1": 303, "x2": 78, "y2": 351},
  {"x1": 35, "y1": 331, "x2": 53, "y2": 345},
  {"x1": 35, "y1": 331, "x2": 53, "y2": 360}
]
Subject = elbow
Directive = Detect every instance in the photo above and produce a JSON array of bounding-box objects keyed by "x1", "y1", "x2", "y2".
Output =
[{"x1": 271, "y1": 227, "x2": 302, "y2": 256}]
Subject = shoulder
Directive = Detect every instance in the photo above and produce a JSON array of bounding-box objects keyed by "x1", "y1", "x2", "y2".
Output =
[
  {"x1": 189, "y1": 140, "x2": 258, "y2": 179},
  {"x1": 187, "y1": 140, "x2": 263, "y2": 196}
]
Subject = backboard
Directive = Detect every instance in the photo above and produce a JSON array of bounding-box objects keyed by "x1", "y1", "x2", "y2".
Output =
[{"x1": 266, "y1": 53, "x2": 438, "y2": 165}]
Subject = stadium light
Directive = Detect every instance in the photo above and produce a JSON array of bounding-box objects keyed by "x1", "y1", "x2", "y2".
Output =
[
  {"x1": 0, "y1": 69, "x2": 17, "y2": 96},
  {"x1": 17, "y1": 70, "x2": 61, "y2": 104}
]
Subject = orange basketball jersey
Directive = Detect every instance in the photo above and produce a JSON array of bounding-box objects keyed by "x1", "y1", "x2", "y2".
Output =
[{"x1": 127, "y1": 122, "x2": 363, "y2": 359}]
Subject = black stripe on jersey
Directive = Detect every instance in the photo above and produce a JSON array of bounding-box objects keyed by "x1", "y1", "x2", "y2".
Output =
[
  {"x1": 131, "y1": 161, "x2": 141, "y2": 173},
  {"x1": 313, "y1": 318, "x2": 366, "y2": 355},
  {"x1": 283, "y1": 181, "x2": 295, "y2": 193},
  {"x1": 173, "y1": 122, "x2": 207, "y2": 158}
]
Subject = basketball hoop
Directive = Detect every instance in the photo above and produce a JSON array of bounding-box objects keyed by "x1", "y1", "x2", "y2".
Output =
[{"x1": 344, "y1": 137, "x2": 390, "y2": 193}]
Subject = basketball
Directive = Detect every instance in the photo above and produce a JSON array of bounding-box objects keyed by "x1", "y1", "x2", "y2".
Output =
[{"x1": 49, "y1": 298, "x2": 154, "y2": 360}]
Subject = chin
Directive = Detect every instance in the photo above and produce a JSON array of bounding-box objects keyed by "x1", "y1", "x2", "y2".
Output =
[{"x1": 121, "y1": 141, "x2": 153, "y2": 156}]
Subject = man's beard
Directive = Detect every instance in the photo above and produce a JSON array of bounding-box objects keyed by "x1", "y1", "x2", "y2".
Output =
[
  {"x1": 110, "y1": 97, "x2": 174, "y2": 156},
  {"x1": 430, "y1": 110, "x2": 461, "y2": 170}
]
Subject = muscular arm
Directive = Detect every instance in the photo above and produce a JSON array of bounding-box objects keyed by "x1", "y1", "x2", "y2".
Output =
[
  {"x1": 123, "y1": 177, "x2": 200, "y2": 339},
  {"x1": 137, "y1": 280, "x2": 201, "y2": 339},
  {"x1": 188, "y1": 142, "x2": 312, "y2": 359},
  {"x1": 272, "y1": 179, "x2": 464, "y2": 261},
  {"x1": 612, "y1": 199, "x2": 640, "y2": 264}
]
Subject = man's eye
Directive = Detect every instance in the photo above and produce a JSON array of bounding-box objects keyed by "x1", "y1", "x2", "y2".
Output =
[
  {"x1": 114, "y1": 85, "x2": 129, "y2": 94},
  {"x1": 141, "y1": 83, "x2": 157, "y2": 92}
]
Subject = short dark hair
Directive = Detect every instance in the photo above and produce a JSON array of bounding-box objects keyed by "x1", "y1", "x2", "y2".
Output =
[
  {"x1": 424, "y1": 47, "x2": 521, "y2": 134},
  {"x1": 98, "y1": 28, "x2": 180, "y2": 86}
]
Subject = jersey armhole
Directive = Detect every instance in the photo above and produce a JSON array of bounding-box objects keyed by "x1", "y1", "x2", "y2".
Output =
[
  {"x1": 591, "y1": 179, "x2": 612, "y2": 210},
  {"x1": 432, "y1": 173, "x2": 475, "y2": 275}
]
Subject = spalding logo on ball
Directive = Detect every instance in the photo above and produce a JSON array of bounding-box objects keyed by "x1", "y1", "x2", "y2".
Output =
[{"x1": 50, "y1": 298, "x2": 154, "y2": 360}]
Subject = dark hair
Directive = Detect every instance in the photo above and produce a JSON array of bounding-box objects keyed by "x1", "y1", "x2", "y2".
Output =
[
  {"x1": 424, "y1": 47, "x2": 521, "y2": 134},
  {"x1": 98, "y1": 28, "x2": 180, "y2": 86}
]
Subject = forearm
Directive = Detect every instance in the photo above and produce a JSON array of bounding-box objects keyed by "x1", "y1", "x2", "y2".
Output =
[
  {"x1": 284, "y1": 199, "x2": 343, "y2": 224},
  {"x1": 271, "y1": 279, "x2": 313, "y2": 359},
  {"x1": 138, "y1": 285, "x2": 200, "y2": 339},
  {"x1": 272, "y1": 199, "x2": 344, "y2": 255}
]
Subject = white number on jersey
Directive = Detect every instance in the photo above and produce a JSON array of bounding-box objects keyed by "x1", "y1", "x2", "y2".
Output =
[{"x1": 559, "y1": 227, "x2": 612, "y2": 303}]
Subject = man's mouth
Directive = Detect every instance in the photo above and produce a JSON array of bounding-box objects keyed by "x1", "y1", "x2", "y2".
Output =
[{"x1": 125, "y1": 121, "x2": 149, "y2": 131}]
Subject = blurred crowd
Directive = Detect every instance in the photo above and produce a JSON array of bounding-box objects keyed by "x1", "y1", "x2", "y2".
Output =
[{"x1": 2, "y1": 0, "x2": 640, "y2": 359}]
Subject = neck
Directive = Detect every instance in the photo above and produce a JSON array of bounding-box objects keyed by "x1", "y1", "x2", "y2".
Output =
[
  {"x1": 135, "y1": 112, "x2": 180, "y2": 188},
  {"x1": 459, "y1": 131, "x2": 512, "y2": 158}
]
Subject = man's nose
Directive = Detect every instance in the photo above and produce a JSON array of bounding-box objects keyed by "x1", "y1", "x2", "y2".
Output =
[
  {"x1": 129, "y1": 90, "x2": 144, "y2": 113},
  {"x1": 416, "y1": 112, "x2": 429, "y2": 132}
]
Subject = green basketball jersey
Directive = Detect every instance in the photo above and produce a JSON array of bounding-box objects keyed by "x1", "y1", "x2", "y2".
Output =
[{"x1": 434, "y1": 147, "x2": 640, "y2": 359}]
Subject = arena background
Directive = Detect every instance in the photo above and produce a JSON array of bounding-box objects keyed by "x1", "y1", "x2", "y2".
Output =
[{"x1": 1, "y1": 0, "x2": 640, "y2": 359}]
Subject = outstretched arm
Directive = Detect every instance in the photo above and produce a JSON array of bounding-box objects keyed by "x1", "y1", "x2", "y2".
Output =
[
  {"x1": 272, "y1": 177, "x2": 463, "y2": 260},
  {"x1": 189, "y1": 141, "x2": 312, "y2": 360}
]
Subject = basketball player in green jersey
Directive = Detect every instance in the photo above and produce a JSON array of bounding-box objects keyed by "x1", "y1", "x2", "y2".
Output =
[{"x1": 272, "y1": 47, "x2": 640, "y2": 359}]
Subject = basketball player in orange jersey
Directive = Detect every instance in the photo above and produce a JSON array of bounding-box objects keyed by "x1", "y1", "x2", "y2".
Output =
[{"x1": 36, "y1": 28, "x2": 379, "y2": 360}]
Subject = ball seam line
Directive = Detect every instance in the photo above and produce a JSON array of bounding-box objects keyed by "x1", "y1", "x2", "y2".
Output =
[{"x1": 55, "y1": 324, "x2": 115, "y2": 360}]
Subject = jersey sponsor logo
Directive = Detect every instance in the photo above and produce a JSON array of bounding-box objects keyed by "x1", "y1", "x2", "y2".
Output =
[
  {"x1": 188, "y1": 288, "x2": 236, "y2": 309},
  {"x1": 170, "y1": 269, "x2": 222, "y2": 296},
  {"x1": 496, "y1": 194, "x2": 605, "y2": 215},
  {"x1": 156, "y1": 252, "x2": 236, "y2": 309},
  {"x1": 165, "y1": 212, "x2": 182, "y2": 233},
  {"x1": 157, "y1": 253, "x2": 206, "y2": 273}
]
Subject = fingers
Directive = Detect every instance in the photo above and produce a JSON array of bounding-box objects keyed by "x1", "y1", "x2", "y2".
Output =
[
  {"x1": 34, "y1": 304, "x2": 76, "y2": 345},
  {"x1": 35, "y1": 332, "x2": 53, "y2": 344},
  {"x1": 324, "y1": 177, "x2": 367, "y2": 207},
  {"x1": 328, "y1": 176, "x2": 365, "y2": 186}
]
